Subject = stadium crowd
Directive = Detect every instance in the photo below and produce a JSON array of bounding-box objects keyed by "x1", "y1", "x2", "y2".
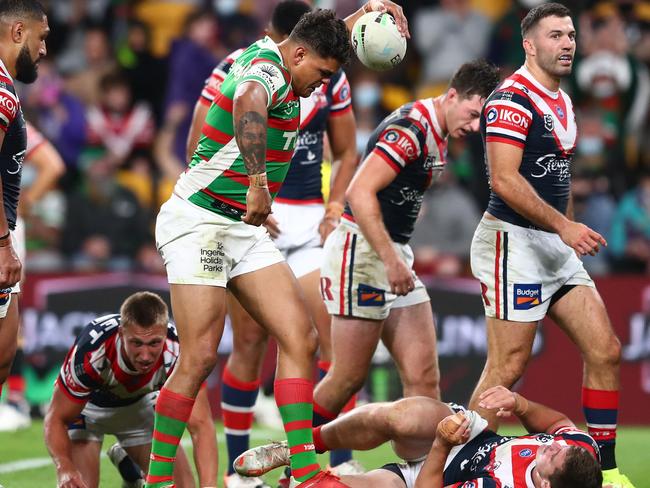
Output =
[{"x1": 14, "y1": 0, "x2": 650, "y2": 279}]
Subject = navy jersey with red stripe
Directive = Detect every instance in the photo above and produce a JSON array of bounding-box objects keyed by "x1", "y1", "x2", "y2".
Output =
[
  {"x1": 344, "y1": 98, "x2": 447, "y2": 243},
  {"x1": 481, "y1": 66, "x2": 577, "y2": 230},
  {"x1": 57, "y1": 314, "x2": 180, "y2": 408},
  {"x1": 0, "y1": 60, "x2": 26, "y2": 231},
  {"x1": 199, "y1": 49, "x2": 352, "y2": 203},
  {"x1": 444, "y1": 427, "x2": 599, "y2": 487}
]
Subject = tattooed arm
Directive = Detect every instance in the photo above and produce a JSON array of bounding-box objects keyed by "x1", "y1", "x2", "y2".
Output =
[{"x1": 233, "y1": 81, "x2": 272, "y2": 226}]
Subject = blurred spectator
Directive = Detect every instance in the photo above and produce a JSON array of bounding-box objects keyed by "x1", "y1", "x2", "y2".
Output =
[
  {"x1": 63, "y1": 25, "x2": 118, "y2": 106},
  {"x1": 60, "y1": 159, "x2": 155, "y2": 272},
  {"x1": 155, "y1": 9, "x2": 219, "y2": 172},
  {"x1": 411, "y1": 169, "x2": 480, "y2": 277},
  {"x1": 84, "y1": 71, "x2": 155, "y2": 169},
  {"x1": 572, "y1": 172, "x2": 616, "y2": 275},
  {"x1": 571, "y1": 3, "x2": 650, "y2": 184},
  {"x1": 413, "y1": 0, "x2": 490, "y2": 95},
  {"x1": 116, "y1": 150, "x2": 174, "y2": 212},
  {"x1": 353, "y1": 74, "x2": 382, "y2": 156},
  {"x1": 610, "y1": 170, "x2": 650, "y2": 273},
  {"x1": 117, "y1": 20, "x2": 168, "y2": 124},
  {"x1": 22, "y1": 60, "x2": 86, "y2": 183}
]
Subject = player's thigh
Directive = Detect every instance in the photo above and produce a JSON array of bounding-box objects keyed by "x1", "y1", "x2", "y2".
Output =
[
  {"x1": 548, "y1": 285, "x2": 620, "y2": 359},
  {"x1": 229, "y1": 261, "x2": 313, "y2": 345},
  {"x1": 329, "y1": 315, "x2": 383, "y2": 379},
  {"x1": 383, "y1": 302, "x2": 438, "y2": 382},
  {"x1": 341, "y1": 470, "x2": 407, "y2": 488},
  {"x1": 170, "y1": 284, "x2": 226, "y2": 349},
  {"x1": 0, "y1": 298, "x2": 19, "y2": 369},
  {"x1": 298, "y1": 268, "x2": 332, "y2": 356},
  {"x1": 70, "y1": 440, "x2": 102, "y2": 488},
  {"x1": 484, "y1": 316, "x2": 537, "y2": 370}
]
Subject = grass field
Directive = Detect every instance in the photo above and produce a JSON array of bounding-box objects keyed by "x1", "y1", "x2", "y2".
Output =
[{"x1": 1, "y1": 422, "x2": 649, "y2": 487}]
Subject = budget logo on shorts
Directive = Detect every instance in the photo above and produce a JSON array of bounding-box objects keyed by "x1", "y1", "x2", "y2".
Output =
[
  {"x1": 514, "y1": 284, "x2": 541, "y2": 310},
  {"x1": 357, "y1": 283, "x2": 385, "y2": 307},
  {"x1": 0, "y1": 288, "x2": 11, "y2": 306}
]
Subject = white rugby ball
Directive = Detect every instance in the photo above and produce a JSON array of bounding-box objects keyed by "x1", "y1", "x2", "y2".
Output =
[{"x1": 351, "y1": 11, "x2": 407, "y2": 71}]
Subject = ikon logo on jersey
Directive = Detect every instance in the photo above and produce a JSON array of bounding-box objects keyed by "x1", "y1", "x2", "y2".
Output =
[
  {"x1": 514, "y1": 284, "x2": 541, "y2": 309},
  {"x1": 358, "y1": 283, "x2": 386, "y2": 306},
  {"x1": 487, "y1": 106, "x2": 530, "y2": 129}
]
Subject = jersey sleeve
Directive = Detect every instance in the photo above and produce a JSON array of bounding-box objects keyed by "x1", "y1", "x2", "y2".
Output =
[
  {"x1": 199, "y1": 48, "x2": 244, "y2": 107},
  {"x1": 0, "y1": 81, "x2": 20, "y2": 133},
  {"x1": 483, "y1": 90, "x2": 533, "y2": 148},
  {"x1": 372, "y1": 118, "x2": 426, "y2": 173},
  {"x1": 240, "y1": 57, "x2": 291, "y2": 109},
  {"x1": 328, "y1": 71, "x2": 352, "y2": 117}
]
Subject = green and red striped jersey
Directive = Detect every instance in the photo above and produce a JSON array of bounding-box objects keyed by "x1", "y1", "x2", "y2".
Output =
[{"x1": 175, "y1": 37, "x2": 299, "y2": 220}]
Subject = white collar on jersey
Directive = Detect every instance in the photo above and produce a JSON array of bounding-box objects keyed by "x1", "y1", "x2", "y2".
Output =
[
  {"x1": 0, "y1": 58, "x2": 12, "y2": 81},
  {"x1": 517, "y1": 65, "x2": 560, "y2": 100}
]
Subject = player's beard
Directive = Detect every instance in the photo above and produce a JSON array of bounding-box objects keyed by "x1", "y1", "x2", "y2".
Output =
[
  {"x1": 15, "y1": 44, "x2": 39, "y2": 84},
  {"x1": 538, "y1": 49, "x2": 572, "y2": 79}
]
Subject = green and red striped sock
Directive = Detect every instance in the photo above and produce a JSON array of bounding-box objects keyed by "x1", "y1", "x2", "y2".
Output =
[
  {"x1": 145, "y1": 387, "x2": 195, "y2": 488},
  {"x1": 274, "y1": 378, "x2": 320, "y2": 482}
]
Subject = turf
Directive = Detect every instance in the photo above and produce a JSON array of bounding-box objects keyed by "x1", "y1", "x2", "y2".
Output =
[{"x1": 0, "y1": 422, "x2": 648, "y2": 487}]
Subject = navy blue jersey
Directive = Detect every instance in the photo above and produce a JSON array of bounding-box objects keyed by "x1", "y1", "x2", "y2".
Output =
[
  {"x1": 443, "y1": 427, "x2": 599, "y2": 487},
  {"x1": 481, "y1": 66, "x2": 577, "y2": 230},
  {"x1": 343, "y1": 99, "x2": 447, "y2": 244},
  {"x1": 57, "y1": 314, "x2": 180, "y2": 408},
  {"x1": 0, "y1": 61, "x2": 26, "y2": 231},
  {"x1": 200, "y1": 50, "x2": 352, "y2": 203}
]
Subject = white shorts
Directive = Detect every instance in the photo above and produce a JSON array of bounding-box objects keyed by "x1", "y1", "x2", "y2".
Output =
[
  {"x1": 68, "y1": 393, "x2": 157, "y2": 447},
  {"x1": 320, "y1": 221, "x2": 429, "y2": 320},
  {"x1": 155, "y1": 195, "x2": 285, "y2": 287},
  {"x1": 272, "y1": 201, "x2": 324, "y2": 278},
  {"x1": 385, "y1": 406, "x2": 488, "y2": 488},
  {"x1": 471, "y1": 216, "x2": 594, "y2": 322},
  {"x1": 0, "y1": 222, "x2": 24, "y2": 318}
]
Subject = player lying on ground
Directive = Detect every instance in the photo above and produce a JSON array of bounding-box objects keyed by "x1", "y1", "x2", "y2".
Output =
[{"x1": 235, "y1": 386, "x2": 602, "y2": 487}]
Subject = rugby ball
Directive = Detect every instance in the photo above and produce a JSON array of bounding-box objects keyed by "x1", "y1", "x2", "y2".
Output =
[{"x1": 351, "y1": 12, "x2": 407, "y2": 71}]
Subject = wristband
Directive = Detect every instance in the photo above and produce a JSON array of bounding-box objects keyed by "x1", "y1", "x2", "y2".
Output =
[
  {"x1": 0, "y1": 231, "x2": 10, "y2": 241},
  {"x1": 325, "y1": 201, "x2": 345, "y2": 220},
  {"x1": 248, "y1": 173, "x2": 268, "y2": 189}
]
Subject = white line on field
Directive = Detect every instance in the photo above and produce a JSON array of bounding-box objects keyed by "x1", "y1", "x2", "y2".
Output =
[{"x1": 0, "y1": 428, "x2": 282, "y2": 474}]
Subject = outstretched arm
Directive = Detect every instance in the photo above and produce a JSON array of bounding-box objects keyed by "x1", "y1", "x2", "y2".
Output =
[
  {"x1": 44, "y1": 385, "x2": 89, "y2": 488},
  {"x1": 478, "y1": 385, "x2": 575, "y2": 434}
]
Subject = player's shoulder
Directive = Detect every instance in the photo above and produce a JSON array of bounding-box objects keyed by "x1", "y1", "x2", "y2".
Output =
[
  {"x1": 74, "y1": 314, "x2": 121, "y2": 352},
  {"x1": 165, "y1": 322, "x2": 180, "y2": 343}
]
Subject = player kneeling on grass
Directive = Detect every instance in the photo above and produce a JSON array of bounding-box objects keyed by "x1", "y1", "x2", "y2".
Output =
[
  {"x1": 44, "y1": 292, "x2": 217, "y2": 488},
  {"x1": 235, "y1": 386, "x2": 602, "y2": 487}
]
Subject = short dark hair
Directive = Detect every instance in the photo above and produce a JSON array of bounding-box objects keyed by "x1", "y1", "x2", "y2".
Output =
[
  {"x1": 0, "y1": 0, "x2": 45, "y2": 21},
  {"x1": 521, "y1": 2, "x2": 572, "y2": 38},
  {"x1": 449, "y1": 59, "x2": 499, "y2": 99},
  {"x1": 289, "y1": 9, "x2": 351, "y2": 66},
  {"x1": 272, "y1": 0, "x2": 312, "y2": 38},
  {"x1": 120, "y1": 291, "x2": 169, "y2": 329},
  {"x1": 547, "y1": 446, "x2": 602, "y2": 488},
  {"x1": 99, "y1": 71, "x2": 130, "y2": 92}
]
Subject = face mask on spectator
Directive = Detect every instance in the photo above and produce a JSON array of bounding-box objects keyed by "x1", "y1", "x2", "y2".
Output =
[
  {"x1": 356, "y1": 128, "x2": 372, "y2": 154},
  {"x1": 215, "y1": 0, "x2": 239, "y2": 16},
  {"x1": 577, "y1": 135, "x2": 605, "y2": 156},
  {"x1": 355, "y1": 82, "x2": 381, "y2": 109}
]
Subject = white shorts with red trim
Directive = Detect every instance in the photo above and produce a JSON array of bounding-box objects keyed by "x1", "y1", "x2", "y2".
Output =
[
  {"x1": 470, "y1": 216, "x2": 594, "y2": 322},
  {"x1": 271, "y1": 200, "x2": 324, "y2": 277},
  {"x1": 156, "y1": 195, "x2": 284, "y2": 287},
  {"x1": 0, "y1": 220, "x2": 24, "y2": 318},
  {"x1": 67, "y1": 392, "x2": 157, "y2": 447},
  {"x1": 320, "y1": 221, "x2": 429, "y2": 321}
]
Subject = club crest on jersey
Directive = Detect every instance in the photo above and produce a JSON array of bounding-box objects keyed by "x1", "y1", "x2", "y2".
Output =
[
  {"x1": 544, "y1": 114, "x2": 554, "y2": 131},
  {"x1": 555, "y1": 105, "x2": 565, "y2": 119},
  {"x1": 514, "y1": 284, "x2": 541, "y2": 309},
  {"x1": 519, "y1": 448, "x2": 534, "y2": 458},
  {"x1": 358, "y1": 283, "x2": 386, "y2": 306},
  {"x1": 486, "y1": 107, "x2": 498, "y2": 124},
  {"x1": 384, "y1": 130, "x2": 399, "y2": 143}
]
